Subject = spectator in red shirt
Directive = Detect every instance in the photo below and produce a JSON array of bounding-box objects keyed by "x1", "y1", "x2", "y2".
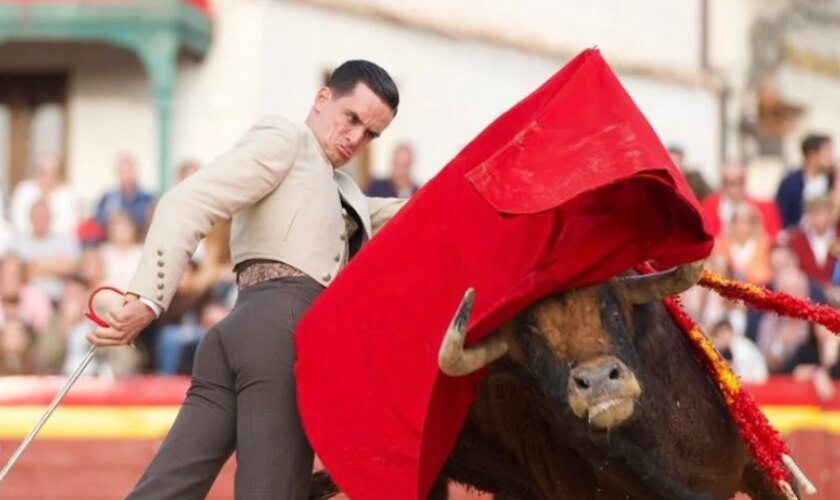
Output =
[
  {"x1": 701, "y1": 161, "x2": 782, "y2": 240},
  {"x1": 784, "y1": 193, "x2": 840, "y2": 291}
]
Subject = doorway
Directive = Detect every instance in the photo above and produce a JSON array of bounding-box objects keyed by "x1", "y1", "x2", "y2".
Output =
[{"x1": 0, "y1": 72, "x2": 68, "y2": 200}]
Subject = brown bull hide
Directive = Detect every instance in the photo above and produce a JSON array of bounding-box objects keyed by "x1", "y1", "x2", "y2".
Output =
[{"x1": 310, "y1": 278, "x2": 785, "y2": 500}]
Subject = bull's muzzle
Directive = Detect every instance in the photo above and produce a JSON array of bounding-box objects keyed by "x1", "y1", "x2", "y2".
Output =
[{"x1": 567, "y1": 356, "x2": 641, "y2": 429}]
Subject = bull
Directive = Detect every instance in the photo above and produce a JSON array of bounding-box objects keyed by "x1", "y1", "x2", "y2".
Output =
[{"x1": 309, "y1": 262, "x2": 786, "y2": 500}]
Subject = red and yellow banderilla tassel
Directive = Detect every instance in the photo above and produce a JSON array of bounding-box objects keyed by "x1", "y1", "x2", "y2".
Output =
[
  {"x1": 637, "y1": 264, "x2": 817, "y2": 498},
  {"x1": 700, "y1": 269, "x2": 840, "y2": 333}
]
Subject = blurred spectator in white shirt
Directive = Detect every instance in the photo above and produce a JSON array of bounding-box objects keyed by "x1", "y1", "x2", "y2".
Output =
[
  {"x1": 100, "y1": 210, "x2": 143, "y2": 289},
  {"x1": 709, "y1": 319, "x2": 768, "y2": 383},
  {"x1": 12, "y1": 199, "x2": 80, "y2": 301},
  {"x1": 10, "y1": 154, "x2": 79, "y2": 237}
]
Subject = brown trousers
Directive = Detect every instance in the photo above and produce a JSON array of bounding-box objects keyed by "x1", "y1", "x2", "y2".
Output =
[{"x1": 126, "y1": 276, "x2": 323, "y2": 500}]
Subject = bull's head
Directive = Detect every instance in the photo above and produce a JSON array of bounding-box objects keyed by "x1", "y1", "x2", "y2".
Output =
[{"x1": 438, "y1": 261, "x2": 704, "y2": 430}]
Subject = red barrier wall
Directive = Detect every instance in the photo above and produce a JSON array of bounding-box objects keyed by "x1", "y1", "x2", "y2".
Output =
[{"x1": 0, "y1": 376, "x2": 836, "y2": 499}]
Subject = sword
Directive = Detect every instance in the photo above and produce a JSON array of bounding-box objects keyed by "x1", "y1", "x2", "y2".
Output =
[
  {"x1": 0, "y1": 285, "x2": 126, "y2": 486},
  {"x1": 0, "y1": 345, "x2": 98, "y2": 484}
]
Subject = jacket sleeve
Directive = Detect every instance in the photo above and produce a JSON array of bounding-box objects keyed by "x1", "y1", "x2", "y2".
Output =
[
  {"x1": 127, "y1": 116, "x2": 301, "y2": 310},
  {"x1": 366, "y1": 196, "x2": 408, "y2": 235}
]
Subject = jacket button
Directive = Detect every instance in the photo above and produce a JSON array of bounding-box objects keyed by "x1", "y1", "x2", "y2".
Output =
[
  {"x1": 340, "y1": 234, "x2": 346, "y2": 241},
  {"x1": 157, "y1": 260, "x2": 164, "y2": 267},
  {"x1": 157, "y1": 272, "x2": 165, "y2": 278},
  {"x1": 157, "y1": 249, "x2": 163, "y2": 256},
  {"x1": 157, "y1": 284, "x2": 164, "y2": 290},
  {"x1": 334, "y1": 255, "x2": 341, "y2": 262},
  {"x1": 157, "y1": 295, "x2": 164, "y2": 301},
  {"x1": 322, "y1": 273, "x2": 331, "y2": 282}
]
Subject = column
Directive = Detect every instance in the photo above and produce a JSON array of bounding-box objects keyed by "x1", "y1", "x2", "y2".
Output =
[{"x1": 137, "y1": 32, "x2": 178, "y2": 194}]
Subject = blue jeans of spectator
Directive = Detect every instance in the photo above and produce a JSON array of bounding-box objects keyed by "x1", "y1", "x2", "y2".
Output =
[{"x1": 157, "y1": 324, "x2": 204, "y2": 375}]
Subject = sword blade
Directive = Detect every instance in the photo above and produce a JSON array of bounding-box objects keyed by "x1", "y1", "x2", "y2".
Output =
[{"x1": 0, "y1": 345, "x2": 98, "y2": 485}]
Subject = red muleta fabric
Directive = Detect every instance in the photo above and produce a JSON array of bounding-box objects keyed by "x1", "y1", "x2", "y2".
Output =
[{"x1": 294, "y1": 48, "x2": 714, "y2": 499}]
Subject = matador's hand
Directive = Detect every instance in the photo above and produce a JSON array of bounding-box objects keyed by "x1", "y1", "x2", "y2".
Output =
[{"x1": 86, "y1": 297, "x2": 156, "y2": 347}]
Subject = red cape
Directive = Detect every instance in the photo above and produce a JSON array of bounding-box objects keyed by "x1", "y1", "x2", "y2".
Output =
[{"x1": 295, "y1": 49, "x2": 714, "y2": 499}]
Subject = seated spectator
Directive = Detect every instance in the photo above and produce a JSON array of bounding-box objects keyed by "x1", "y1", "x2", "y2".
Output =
[
  {"x1": 744, "y1": 244, "x2": 828, "y2": 342},
  {"x1": 782, "y1": 324, "x2": 839, "y2": 375},
  {"x1": 709, "y1": 319, "x2": 768, "y2": 384},
  {"x1": 57, "y1": 275, "x2": 119, "y2": 377},
  {"x1": 757, "y1": 268, "x2": 813, "y2": 372},
  {"x1": 176, "y1": 160, "x2": 236, "y2": 301},
  {"x1": 682, "y1": 253, "x2": 745, "y2": 334},
  {"x1": 0, "y1": 319, "x2": 37, "y2": 375},
  {"x1": 0, "y1": 255, "x2": 53, "y2": 334},
  {"x1": 366, "y1": 142, "x2": 419, "y2": 199},
  {"x1": 194, "y1": 220, "x2": 236, "y2": 303},
  {"x1": 60, "y1": 282, "x2": 98, "y2": 376},
  {"x1": 700, "y1": 162, "x2": 781, "y2": 240},
  {"x1": 9, "y1": 154, "x2": 80, "y2": 238},
  {"x1": 713, "y1": 202, "x2": 772, "y2": 285},
  {"x1": 77, "y1": 246, "x2": 105, "y2": 289},
  {"x1": 40, "y1": 275, "x2": 87, "y2": 375},
  {"x1": 174, "y1": 298, "x2": 232, "y2": 375},
  {"x1": 0, "y1": 218, "x2": 13, "y2": 256},
  {"x1": 781, "y1": 324, "x2": 839, "y2": 402},
  {"x1": 100, "y1": 210, "x2": 143, "y2": 289},
  {"x1": 767, "y1": 243, "x2": 828, "y2": 300},
  {"x1": 668, "y1": 144, "x2": 712, "y2": 201},
  {"x1": 776, "y1": 133, "x2": 834, "y2": 228},
  {"x1": 784, "y1": 194, "x2": 840, "y2": 291},
  {"x1": 153, "y1": 261, "x2": 212, "y2": 374},
  {"x1": 94, "y1": 154, "x2": 156, "y2": 232},
  {"x1": 11, "y1": 199, "x2": 80, "y2": 301},
  {"x1": 682, "y1": 257, "x2": 753, "y2": 344}
]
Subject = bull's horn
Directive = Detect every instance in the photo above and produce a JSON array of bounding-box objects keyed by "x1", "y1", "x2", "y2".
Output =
[
  {"x1": 618, "y1": 260, "x2": 705, "y2": 305},
  {"x1": 782, "y1": 454, "x2": 817, "y2": 495},
  {"x1": 438, "y1": 288, "x2": 509, "y2": 377}
]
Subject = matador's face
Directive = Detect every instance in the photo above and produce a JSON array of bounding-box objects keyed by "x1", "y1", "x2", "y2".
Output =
[{"x1": 309, "y1": 82, "x2": 394, "y2": 168}]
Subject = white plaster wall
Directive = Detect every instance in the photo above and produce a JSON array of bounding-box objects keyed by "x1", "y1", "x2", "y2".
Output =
[
  {"x1": 623, "y1": 79, "x2": 721, "y2": 186},
  {"x1": 288, "y1": 0, "x2": 702, "y2": 72},
  {"x1": 0, "y1": 42, "x2": 156, "y2": 212},
  {"x1": 778, "y1": 65, "x2": 840, "y2": 167},
  {"x1": 259, "y1": 2, "x2": 721, "y2": 185},
  {"x1": 708, "y1": 0, "x2": 755, "y2": 165},
  {"x1": 171, "y1": 0, "x2": 267, "y2": 172},
  {"x1": 0, "y1": 0, "x2": 724, "y2": 210},
  {"x1": 708, "y1": 0, "x2": 754, "y2": 90},
  {"x1": 69, "y1": 50, "x2": 156, "y2": 204}
]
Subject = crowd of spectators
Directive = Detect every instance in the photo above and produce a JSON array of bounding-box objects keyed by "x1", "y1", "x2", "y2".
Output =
[
  {"x1": 0, "y1": 142, "x2": 420, "y2": 378},
  {"x1": 2, "y1": 134, "x2": 838, "y2": 402},
  {"x1": 0, "y1": 155, "x2": 235, "y2": 377},
  {"x1": 675, "y1": 133, "x2": 840, "y2": 400}
]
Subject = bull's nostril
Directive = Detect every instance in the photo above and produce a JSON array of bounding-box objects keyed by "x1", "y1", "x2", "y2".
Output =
[
  {"x1": 608, "y1": 368, "x2": 620, "y2": 380},
  {"x1": 575, "y1": 377, "x2": 590, "y2": 390}
]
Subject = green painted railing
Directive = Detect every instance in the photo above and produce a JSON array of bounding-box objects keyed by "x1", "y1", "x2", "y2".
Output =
[{"x1": 0, "y1": 0, "x2": 212, "y2": 192}]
